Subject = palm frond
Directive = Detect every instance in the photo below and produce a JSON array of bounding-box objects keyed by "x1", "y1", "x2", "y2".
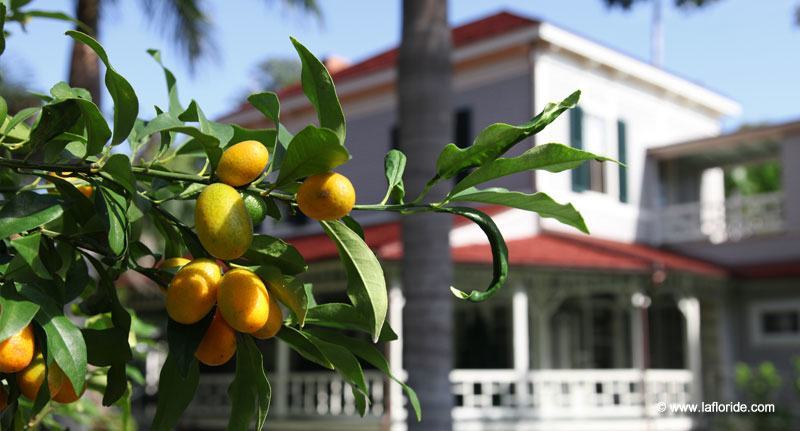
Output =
[{"x1": 138, "y1": 0, "x2": 216, "y2": 69}]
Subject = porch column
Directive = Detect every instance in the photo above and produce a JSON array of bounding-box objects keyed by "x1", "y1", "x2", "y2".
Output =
[
  {"x1": 512, "y1": 284, "x2": 530, "y2": 406},
  {"x1": 629, "y1": 292, "x2": 650, "y2": 370},
  {"x1": 388, "y1": 285, "x2": 406, "y2": 428},
  {"x1": 273, "y1": 336, "x2": 290, "y2": 417},
  {"x1": 532, "y1": 306, "x2": 552, "y2": 369},
  {"x1": 679, "y1": 296, "x2": 703, "y2": 403}
]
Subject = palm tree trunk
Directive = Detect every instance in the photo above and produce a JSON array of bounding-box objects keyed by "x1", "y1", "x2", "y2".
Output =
[
  {"x1": 69, "y1": 0, "x2": 102, "y2": 106},
  {"x1": 398, "y1": 1, "x2": 453, "y2": 430}
]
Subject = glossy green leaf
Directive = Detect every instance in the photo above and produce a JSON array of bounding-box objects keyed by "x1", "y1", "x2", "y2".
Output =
[
  {"x1": 66, "y1": 30, "x2": 139, "y2": 146},
  {"x1": 451, "y1": 143, "x2": 616, "y2": 196},
  {"x1": 82, "y1": 327, "x2": 133, "y2": 367},
  {"x1": 19, "y1": 10, "x2": 92, "y2": 32},
  {"x1": 435, "y1": 91, "x2": 580, "y2": 180},
  {"x1": 434, "y1": 206, "x2": 508, "y2": 302},
  {"x1": 45, "y1": 82, "x2": 111, "y2": 156},
  {"x1": 27, "y1": 99, "x2": 81, "y2": 152},
  {"x1": 0, "y1": 284, "x2": 39, "y2": 344},
  {"x1": 308, "y1": 328, "x2": 421, "y2": 420},
  {"x1": 101, "y1": 153, "x2": 136, "y2": 196},
  {"x1": 342, "y1": 215, "x2": 365, "y2": 240},
  {"x1": 274, "y1": 125, "x2": 350, "y2": 187},
  {"x1": 10, "y1": 233, "x2": 49, "y2": 279},
  {"x1": 227, "y1": 335, "x2": 271, "y2": 431},
  {"x1": 247, "y1": 92, "x2": 292, "y2": 170},
  {"x1": 383, "y1": 149, "x2": 406, "y2": 203},
  {"x1": 22, "y1": 284, "x2": 88, "y2": 395},
  {"x1": 0, "y1": 95, "x2": 7, "y2": 126},
  {"x1": 242, "y1": 235, "x2": 307, "y2": 275},
  {"x1": 450, "y1": 187, "x2": 589, "y2": 233},
  {"x1": 143, "y1": 111, "x2": 224, "y2": 167},
  {"x1": 167, "y1": 311, "x2": 214, "y2": 377},
  {"x1": 253, "y1": 267, "x2": 309, "y2": 326},
  {"x1": 44, "y1": 174, "x2": 94, "y2": 222},
  {"x1": 320, "y1": 220, "x2": 387, "y2": 341},
  {"x1": 302, "y1": 303, "x2": 397, "y2": 342},
  {"x1": 150, "y1": 354, "x2": 200, "y2": 431},
  {"x1": 96, "y1": 182, "x2": 129, "y2": 257},
  {"x1": 0, "y1": 192, "x2": 63, "y2": 240},
  {"x1": 290, "y1": 37, "x2": 346, "y2": 144},
  {"x1": 2, "y1": 106, "x2": 38, "y2": 140},
  {"x1": 104, "y1": 364, "x2": 129, "y2": 406},
  {"x1": 276, "y1": 326, "x2": 333, "y2": 369},
  {"x1": 305, "y1": 333, "x2": 369, "y2": 416},
  {"x1": 147, "y1": 49, "x2": 184, "y2": 116}
]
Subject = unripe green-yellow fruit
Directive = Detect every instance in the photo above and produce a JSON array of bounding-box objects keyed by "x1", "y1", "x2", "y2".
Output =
[
  {"x1": 195, "y1": 183, "x2": 253, "y2": 260},
  {"x1": 242, "y1": 191, "x2": 269, "y2": 225}
]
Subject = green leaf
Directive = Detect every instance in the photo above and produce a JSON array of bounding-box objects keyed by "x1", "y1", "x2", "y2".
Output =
[
  {"x1": 383, "y1": 149, "x2": 406, "y2": 203},
  {"x1": 147, "y1": 49, "x2": 184, "y2": 117},
  {"x1": 308, "y1": 328, "x2": 421, "y2": 421},
  {"x1": 290, "y1": 37, "x2": 346, "y2": 144},
  {"x1": 43, "y1": 174, "x2": 94, "y2": 222},
  {"x1": 82, "y1": 327, "x2": 133, "y2": 367},
  {"x1": 276, "y1": 326, "x2": 333, "y2": 369},
  {"x1": 66, "y1": 30, "x2": 139, "y2": 146},
  {"x1": 101, "y1": 154, "x2": 136, "y2": 196},
  {"x1": 167, "y1": 311, "x2": 214, "y2": 378},
  {"x1": 18, "y1": 10, "x2": 92, "y2": 32},
  {"x1": 0, "y1": 192, "x2": 63, "y2": 240},
  {"x1": 27, "y1": 99, "x2": 82, "y2": 153},
  {"x1": 10, "y1": 233, "x2": 49, "y2": 279},
  {"x1": 0, "y1": 96, "x2": 7, "y2": 126},
  {"x1": 435, "y1": 91, "x2": 580, "y2": 180},
  {"x1": 252, "y1": 267, "x2": 309, "y2": 326},
  {"x1": 247, "y1": 92, "x2": 292, "y2": 170},
  {"x1": 450, "y1": 187, "x2": 589, "y2": 233},
  {"x1": 21, "y1": 284, "x2": 88, "y2": 395},
  {"x1": 0, "y1": 284, "x2": 39, "y2": 344},
  {"x1": 2, "y1": 106, "x2": 38, "y2": 141},
  {"x1": 305, "y1": 333, "x2": 369, "y2": 416},
  {"x1": 320, "y1": 220, "x2": 387, "y2": 341},
  {"x1": 433, "y1": 207, "x2": 508, "y2": 302},
  {"x1": 150, "y1": 354, "x2": 200, "y2": 431},
  {"x1": 342, "y1": 215, "x2": 365, "y2": 240},
  {"x1": 302, "y1": 303, "x2": 397, "y2": 342},
  {"x1": 96, "y1": 182, "x2": 129, "y2": 257},
  {"x1": 45, "y1": 82, "x2": 111, "y2": 156},
  {"x1": 227, "y1": 335, "x2": 271, "y2": 431},
  {"x1": 143, "y1": 110, "x2": 226, "y2": 168},
  {"x1": 451, "y1": 143, "x2": 616, "y2": 196},
  {"x1": 274, "y1": 125, "x2": 350, "y2": 187},
  {"x1": 242, "y1": 235, "x2": 307, "y2": 276}
]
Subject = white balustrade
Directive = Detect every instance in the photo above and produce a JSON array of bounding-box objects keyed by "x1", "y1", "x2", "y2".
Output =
[
  {"x1": 660, "y1": 191, "x2": 784, "y2": 243},
  {"x1": 182, "y1": 368, "x2": 693, "y2": 428}
]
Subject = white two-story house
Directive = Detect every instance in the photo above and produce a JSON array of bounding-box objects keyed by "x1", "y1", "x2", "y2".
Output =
[{"x1": 162, "y1": 11, "x2": 799, "y2": 431}]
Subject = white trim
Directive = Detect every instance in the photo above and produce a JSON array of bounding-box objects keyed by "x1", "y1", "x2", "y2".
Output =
[
  {"x1": 748, "y1": 299, "x2": 800, "y2": 346},
  {"x1": 535, "y1": 23, "x2": 741, "y2": 117}
]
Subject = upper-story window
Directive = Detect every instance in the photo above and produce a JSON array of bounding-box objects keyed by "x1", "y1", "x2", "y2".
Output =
[
  {"x1": 749, "y1": 300, "x2": 800, "y2": 345},
  {"x1": 570, "y1": 106, "x2": 606, "y2": 193}
]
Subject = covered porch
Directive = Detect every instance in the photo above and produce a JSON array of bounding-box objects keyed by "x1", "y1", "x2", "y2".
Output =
[{"x1": 173, "y1": 230, "x2": 725, "y2": 431}]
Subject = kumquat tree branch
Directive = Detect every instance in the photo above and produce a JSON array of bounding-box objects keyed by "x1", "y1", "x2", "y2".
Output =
[{"x1": 0, "y1": 2, "x2": 617, "y2": 429}]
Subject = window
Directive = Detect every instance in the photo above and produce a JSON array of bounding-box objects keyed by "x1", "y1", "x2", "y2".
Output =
[
  {"x1": 617, "y1": 120, "x2": 628, "y2": 203},
  {"x1": 453, "y1": 108, "x2": 473, "y2": 182},
  {"x1": 749, "y1": 300, "x2": 800, "y2": 345},
  {"x1": 570, "y1": 107, "x2": 607, "y2": 193}
]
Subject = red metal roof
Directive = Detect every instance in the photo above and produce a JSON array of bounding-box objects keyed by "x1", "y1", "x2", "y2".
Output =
[
  {"x1": 224, "y1": 11, "x2": 539, "y2": 118},
  {"x1": 286, "y1": 218, "x2": 727, "y2": 278}
]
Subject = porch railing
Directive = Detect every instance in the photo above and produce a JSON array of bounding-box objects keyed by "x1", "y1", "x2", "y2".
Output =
[
  {"x1": 659, "y1": 191, "x2": 784, "y2": 243},
  {"x1": 183, "y1": 368, "x2": 692, "y2": 426}
]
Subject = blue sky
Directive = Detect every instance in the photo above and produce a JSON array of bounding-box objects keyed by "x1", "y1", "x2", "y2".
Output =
[{"x1": 3, "y1": 0, "x2": 798, "y2": 128}]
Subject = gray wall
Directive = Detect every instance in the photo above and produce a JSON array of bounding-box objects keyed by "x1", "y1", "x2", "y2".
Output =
[{"x1": 339, "y1": 71, "x2": 535, "y2": 206}]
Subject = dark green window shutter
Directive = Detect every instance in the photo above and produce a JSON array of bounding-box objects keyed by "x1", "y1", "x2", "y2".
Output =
[
  {"x1": 617, "y1": 119, "x2": 628, "y2": 203},
  {"x1": 570, "y1": 106, "x2": 588, "y2": 192}
]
